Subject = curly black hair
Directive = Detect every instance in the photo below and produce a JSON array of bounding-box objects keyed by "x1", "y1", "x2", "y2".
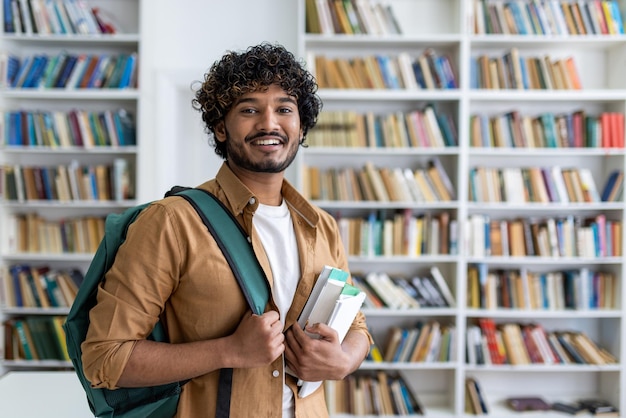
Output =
[{"x1": 192, "y1": 43, "x2": 322, "y2": 159}]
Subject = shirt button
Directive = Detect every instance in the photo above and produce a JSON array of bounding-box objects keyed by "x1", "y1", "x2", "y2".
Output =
[
  {"x1": 249, "y1": 197, "x2": 256, "y2": 205},
  {"x1": 272, "y1": 370, "x2": 280, "y2": 378}
]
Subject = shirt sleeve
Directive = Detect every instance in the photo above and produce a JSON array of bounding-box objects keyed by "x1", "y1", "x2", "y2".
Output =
[{"x1": 81, "y1": 203, "x2": 183, "y2": 389}]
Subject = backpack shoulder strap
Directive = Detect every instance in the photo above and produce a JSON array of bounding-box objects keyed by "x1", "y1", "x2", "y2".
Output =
[
  {"x1": 175, "y1": 188, "x2": 269, "y2": 315},
  {"x1": 175, "y1": 188, "x2": 270, "y2": 418}
]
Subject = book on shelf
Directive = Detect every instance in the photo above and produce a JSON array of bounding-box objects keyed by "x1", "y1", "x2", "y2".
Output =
[
  {"x1": 506, "y1": 396, "x2": 551, "y2": 412},
  {"x1": 465, "y1": 377, "x2": 488, "y2": 415},
  {"x1": 551, "y1": 401, "x2": 586, "y2": 415},
  {"x1": 12, "y1": 318, "x2": 39, "y2": 360},
  {"x1": 291, "y1": 265, "x2": 366, "y2": 398},
  {"x1": 577, "y1": 399, "x2": 619, "y2": 416}
]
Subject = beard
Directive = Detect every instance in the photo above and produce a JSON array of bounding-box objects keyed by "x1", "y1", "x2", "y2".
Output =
[{"x1": 224, "y1": 130, "x2": 300, "y2": 173}]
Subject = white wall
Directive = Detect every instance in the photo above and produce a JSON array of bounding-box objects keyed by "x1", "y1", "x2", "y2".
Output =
[{"x1": 138, "y1": 0, "x2": 299, "y2": 200}]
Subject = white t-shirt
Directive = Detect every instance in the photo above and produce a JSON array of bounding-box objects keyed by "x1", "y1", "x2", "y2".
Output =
[{"x1": 253, "y1": 200, "x2": 300, "y2": 418}]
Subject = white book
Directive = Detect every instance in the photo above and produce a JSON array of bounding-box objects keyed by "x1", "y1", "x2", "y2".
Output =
[
  {"x1": 314, "y1": 0, "x2": 334, "y2": 34},
  {"x1": 30, "y1": 0, "x2": 51, "y2": 34},
  {"x1": 286, "y1": 265, "x2": 342, "y2": 383},
  {"x1": 532, "y1": 0, "x2": 553, "y2": 35},
  {"x1": 392, "y1": 167, "x2": 413, "y2": 202},
  {"x1": 423, "y1": 106, "x2": 445, "y2": 147},
  {"x1": 365, "y1": 272, "x2": 396, "y2": 309},
  {"x1": 466, "y1": 325, "x2": 479, "y2": 365},
  {"x1": 52, "y1": 111, "x2": 72, "y2": 147},
  {"x1": 104, "y1": 110, "x2": 120, "y2": 147},
  {"x1": 578, "y1": 267, "x2": 590, "y2": 310},
  {"x1": 550, "y1": 166, "x2": 570, "y2": 203},
  {"x1": 74, "y1": 0, "x2": 99, "y2": 33},
  {"x1": 63, "y1": 0, "x2": 89, "y2": 34},
  {"x1": 296, "y1": 266, "x2": 366, "y2": 398},
  {"x1": 297, "y1": 265, "x2": 347, "y2": 330},
  {"x1": 538, "y1": 0, "x2": 559, "y2": 34},
  {"x1": 429, "y1": 266, "x2": 456, "y2": 307},
  {"x1": 44, "y1": 0, "x2": 63, "y2": 34},
  {"x1": 473, "y1": 0, "x2": 485, "y2": 34},
  {"x1": 515, "y1": 0, "x2": 534, "y2": 34},
  {"x1": 66, "y1": 159, "x2": 81, "y2": 200},
  {"x1": 403, "y1": 168, "x2": 424, "y2": 202},
  {"x1": 326, "y1": 289, "x2": 367, "y2": 343},
  {"x1": 470, "y1": 214, "x2": 486, "y2": 257},
  {"x1": 355, "y1": 0, "x2": 381, "y2": 35},
  {"x1": 546, "y1": 217, "x2": 560, "y2": 257},
  {"x1": 113, "y1": 158, "x2": 130, "y2": 201},
  {"x1": 396, "y1": 52, "x2": 419, "y2": 90},
  {"x1": 578, "y1": 168, "x2": 600, "y2": 202},
  {"x1": 14, "y1": 164, "x2": 25, "y2": 202},
  {"x1": 18, "y1": 0, "x2": 33, "y2": 34},
  {"x1": 53, "y1": 0, "x2": 73, "y2": 33},
  {"x1": 64, "y1": 54, "x2": 88, "y2": 89}
]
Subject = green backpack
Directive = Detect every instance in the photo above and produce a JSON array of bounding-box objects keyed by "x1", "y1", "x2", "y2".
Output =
[{"x1": 63, "y1": 187, "x2": 270, "y2": 418}]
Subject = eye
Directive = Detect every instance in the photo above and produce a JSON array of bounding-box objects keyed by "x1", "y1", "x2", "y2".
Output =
[{"x1": 240, "y1": 108, "x2": 257, "y2": 114}]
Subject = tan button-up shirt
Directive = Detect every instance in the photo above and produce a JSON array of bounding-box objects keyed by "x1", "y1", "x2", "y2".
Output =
[{"x1": 82, "y1": 163, "x2": 371, "y2": 417}]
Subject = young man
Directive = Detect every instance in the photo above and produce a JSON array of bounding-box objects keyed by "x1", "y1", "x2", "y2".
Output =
[{"x1": 81, "y1": 43, "x2": 371, "y2": 417}]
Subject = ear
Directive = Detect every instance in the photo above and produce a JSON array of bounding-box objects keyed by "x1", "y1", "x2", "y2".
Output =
[{"x1": 214, "y1": 121, "x2": 227, "y2": 142}]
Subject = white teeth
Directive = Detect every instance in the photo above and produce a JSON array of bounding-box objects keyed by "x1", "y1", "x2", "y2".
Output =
[{"x1": 256, "y1": 139, "x2": 280, "y2": 145}]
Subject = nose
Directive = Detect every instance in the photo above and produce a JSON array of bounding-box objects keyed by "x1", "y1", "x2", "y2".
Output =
[{"x1": 256, "y1": 109, "x2": 280, "y2": 131}]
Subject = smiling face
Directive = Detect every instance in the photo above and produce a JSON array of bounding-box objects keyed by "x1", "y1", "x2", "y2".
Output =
[{"x1": 214, "y1": 84, "x2": 304, "y2": 175}]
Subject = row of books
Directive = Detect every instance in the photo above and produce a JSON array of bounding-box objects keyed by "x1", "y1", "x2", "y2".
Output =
[
  {"x1": 473, "y1": 0, "x2": 625, "y2": 35},
  {"x1": 467, "y1": 319, "x2": 617, "y2": 366},
  {"x1": 1, "y1": 265, "x2": 83, "y2": 308},
  {"x1": 1, "y1": 51, "x2": 138, "y2": 89},
  {"x1": 2, "y1": 158, "x2": 134, "y2": 202},
  {"x1": 466, "y1": 214, "x2": 623, "y2": 258},
  {"x1": 352, "y1": 267, "x2": 456, "y2": 310},
  {"x1": 468, "y1": 166, "x2": 610, "y2": 204},
  {"x1": 377, "y1": 321, "x2": 457, "y2": 363},
  {"x1": 303, "y1": 159, "x2": 457, "y2": 203},
  {"x1": 470, "y1": 110, "x2": 625, "y2": 149},
  {"x1": 307, "y1": 107, "x2": 458, "y2": 148},
  {"x1": 310, "y1": 49, "x2": 458, "y2": 90},
  {"x1": 2, "y1": 108, "x2": 136, "y2": 148},
  {"x1": 324, "y1": 372, "x2": 425, "y2": 416},
  {"x1": 467, "y1": 265, "x2": 617, "y2": 310},
  {"x1": 470, "y1": 50, "x2": 582, "y2": 90},
  {"x1": 337, "y1": 211, "x2": 457, "y2": 257},
  {"x1": 9, "y1": 212, "x2": 105, "y2": 254},
  {"x1": 3, "y1": 315, "x2": 69, "y2": 361},
  {"x1": 305, "y1": 0, "x2": 402, "y2": 35},
  {"x1": 3, "y1": 0, "x2": 124, "y2": 35}
]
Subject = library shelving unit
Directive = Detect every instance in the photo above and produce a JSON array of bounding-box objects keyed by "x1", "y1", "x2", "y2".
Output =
[
  {"x1": 297, "y1": 0, "x2": 626, "y2": 416},
  {"x1": 0, "y1": 0, "x2": 142, "y2": 376}
]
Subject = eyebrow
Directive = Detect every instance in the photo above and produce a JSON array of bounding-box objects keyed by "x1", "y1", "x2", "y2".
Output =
[{"x1": 235, "y1": 95, "x2": 298, "y2": 106}]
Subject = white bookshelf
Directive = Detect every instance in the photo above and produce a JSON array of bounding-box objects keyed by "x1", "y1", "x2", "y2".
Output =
[
  {"x1": 297, "y1": 0, "x2": 626, "y2": 416},
  {"x1": 0, "y1": 0, "x2": 142, "y2": 375}
]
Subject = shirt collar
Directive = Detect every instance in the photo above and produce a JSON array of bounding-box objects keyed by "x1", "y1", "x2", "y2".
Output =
[{"x1": 204, "y1": 162, "x2": 320, "y2": 227}]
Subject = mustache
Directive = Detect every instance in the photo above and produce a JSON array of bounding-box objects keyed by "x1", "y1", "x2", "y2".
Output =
[{"x1": 245, "y1": 131, "x2": 288, "y2": 143}]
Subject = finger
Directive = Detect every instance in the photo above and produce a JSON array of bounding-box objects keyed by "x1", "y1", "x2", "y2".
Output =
[
  {"x1": 306, "y1": 323, "x2": 337, "y2": 342},
  {"x1": 288, "y1": 324, "x2": 308, "y2": 348}
]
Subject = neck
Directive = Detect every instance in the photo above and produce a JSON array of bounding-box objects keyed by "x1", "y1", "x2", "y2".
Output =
[{"x1": 229, "y1": 165, "x2": 284, "y2": 206}]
